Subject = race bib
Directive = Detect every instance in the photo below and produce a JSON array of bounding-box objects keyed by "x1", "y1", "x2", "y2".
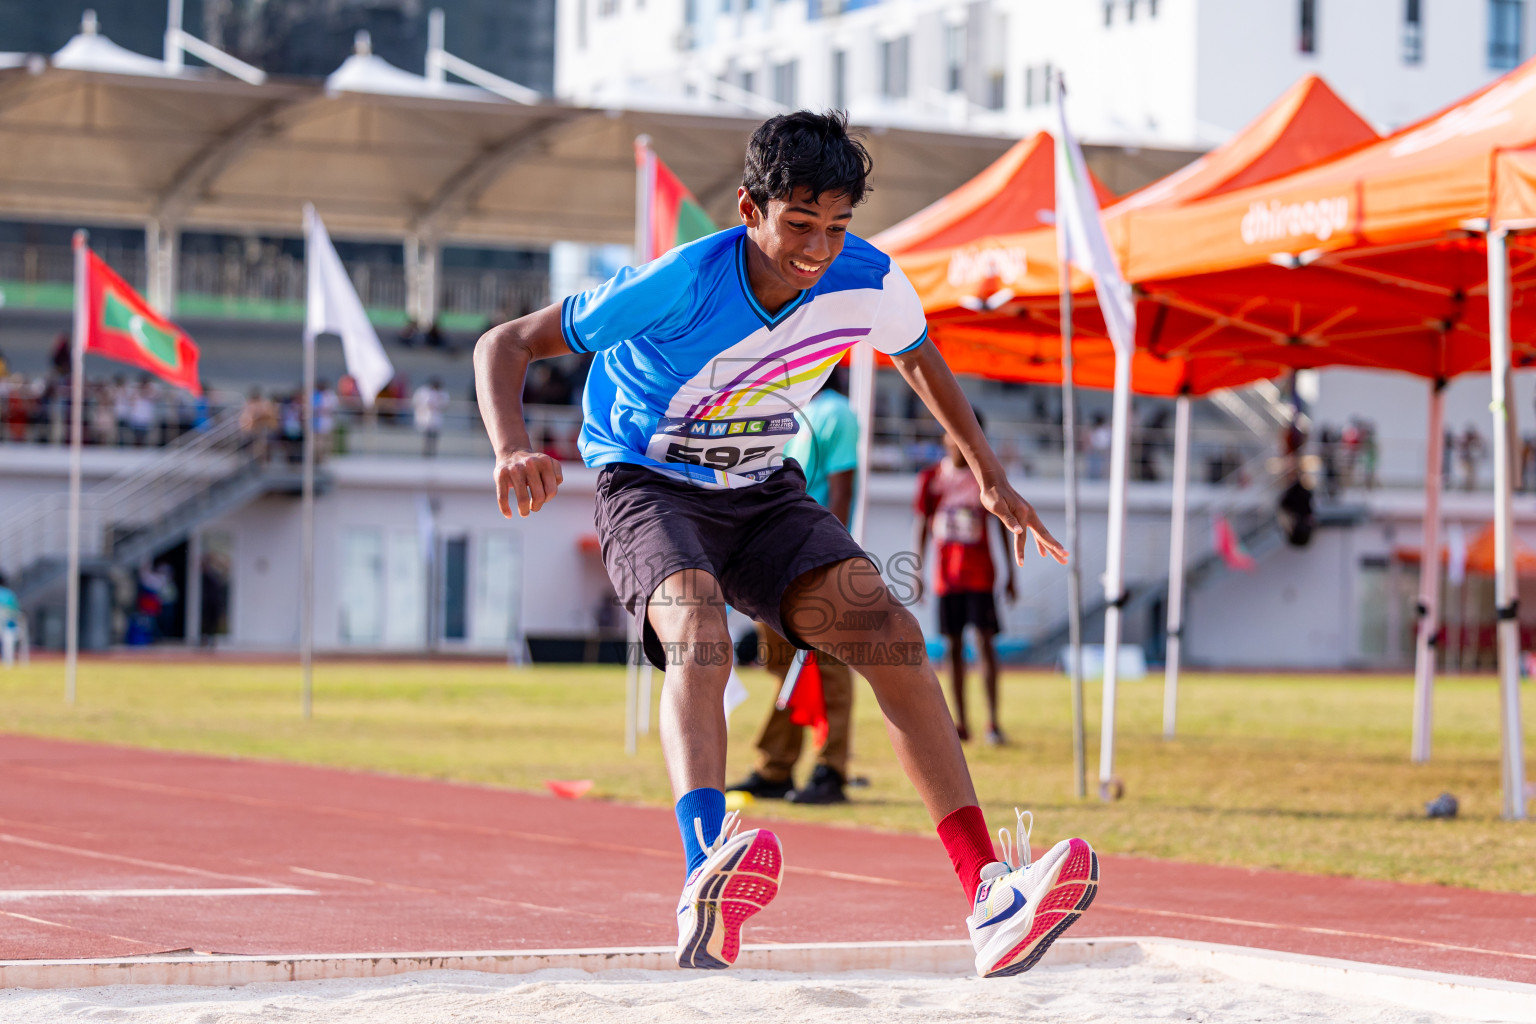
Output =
[
  {"x1": 645, "y1": 412, "x2": 801, "y2": 483},
  {"x1": 936, "y1": 506, "x2": 984, "y2": 545}
]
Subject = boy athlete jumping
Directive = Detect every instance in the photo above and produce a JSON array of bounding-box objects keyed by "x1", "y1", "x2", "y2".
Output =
[{"x1": 473, "y1": 111, "x2": 1098, "y2": 977}]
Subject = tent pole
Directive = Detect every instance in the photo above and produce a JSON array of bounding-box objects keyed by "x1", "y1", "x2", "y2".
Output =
[
  {"x1": 65, "y1": 231, "x2": 87, "y2": 706},
  {"x1": 1097, "y1": 315, "x2": 1133, "y2": 800},
  {"x1": 1059, "y1": 262, "x2": 1086, "y2": 799},
  {"x1": 1163, "y1": 394, "x2": 1191, "y2": 739},
  {"x1": 1412, "y1": 379, "x2": 1446, "y2": 763},
  {"x1": 625, "y1": 616, "x2": 639, "y2": 755},
  {"x1": 1488, "y1": 227, "x2": 1528, "y2": 821},
  {"x1": 300, "y1": 206, "x2": 318, "y2": 722}
]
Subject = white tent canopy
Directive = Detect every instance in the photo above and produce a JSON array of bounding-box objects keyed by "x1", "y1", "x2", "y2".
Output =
[
  {"x1": 51, "y1": 14, "x2": 181, "y2": 78},
  {"x1": 0, "y1": 62, "x2": 1019, "y2": 249}
]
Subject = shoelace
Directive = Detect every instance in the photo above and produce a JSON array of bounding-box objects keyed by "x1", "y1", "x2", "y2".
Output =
[
  {"x1": 996, "y1": 808, "x2": 1034, "y2": 873},
  {"x1": 693, "y1": 809, "x2": 742, "y2": 861}
]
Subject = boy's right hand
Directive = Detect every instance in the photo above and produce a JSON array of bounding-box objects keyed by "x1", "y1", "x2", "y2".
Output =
[{"x1": 495, "y1": 450, "x2": 563, "y2": 518}]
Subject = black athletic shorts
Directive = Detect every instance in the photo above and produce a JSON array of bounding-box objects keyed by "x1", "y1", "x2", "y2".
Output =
[
  {"x1": 938, "y1": 590, "x2": 999, "y2": 636},
  {"x1": 593, "y1": 459, "x2": 872, "y2": 670}
]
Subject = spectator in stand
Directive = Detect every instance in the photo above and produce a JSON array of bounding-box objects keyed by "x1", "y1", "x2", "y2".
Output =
[
  {"x1": 280, "y1": 392, "x2": 303, "y2": 462},
  {"x1": 336, "y1": 374, "x2": 362, "y2": 418},
  {"x1": 1318, "y1": 424, "x2": 1341, "y2": 499},
  {"x1": 49, "y1": 332, "x2": 70, "y2": 377},
  {"x1": 1443, "y1": 428, "x2": 1456, "y2": 485},
  {"x1": 314, "y1": 379, "x2": 339, "y2": 456},
  {"x1": 397, "y1": 318, "x2": 423, "y2": 349},
  {"x1": 127, "y1": 376, "x2": 158, "y2": 446},
  {"x1": 1086, "y1": 412, "x2": 1111, "y2": 480},
  {"x1": 424, "y1": 320, "x2": 452, "y2": 352},
  {"x1": 1359, "y1": 420, "x2": 1379, "y2": 490},
  {"x1": 86, "y1": 381, "x2": 113, "y2": 445},
  {"x1": 111, "y1": 374, "x2": 131, "y2": 445},
  {"x1": 239, "y1": 387, "x2": 277, "y2": 462},
  {"x1": 915, "y1": 411, "x2": 1017, "y2": 745},
  {"x1": 1460, "y1": 424, "x2": 1485, "y2": 492},
  {"x1": 413, "y1": 377, "x2": 449, "y2": 457}
]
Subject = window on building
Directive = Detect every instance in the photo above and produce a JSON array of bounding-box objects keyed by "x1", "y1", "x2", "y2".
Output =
[
  {"x1": 1127, "y1": 0, "x2": 1136, "y2": 22},
  {"x1": 1150, "y1": 0, "x2": 1159, "y2": 15},
  {"x1": 745, "y1": 0, "x2": 758, "y2": 10},
  {"x1": 1491, "y1": 0, "x2": 1525, "y2": 69},
  {"x1": 1299, "y1": 0, "x2": 1317, "y2": 54},
  {"x1": 597, "y1": 0, "x2": 619, "y2": 15},
  {"x1": 721, "y1": 0, "x2": 732, "y2": 13},
  {"x1": 685, "y1": 0, "x2": 697, "y2": 22},
  {"x1": 831, "y1": 48, "x2": 847, "y2": 110},
  {"x1": 772, "y1": 60, "x2": 798, "y2": 106},
  {"x1": 470, "y1": 534, "x2": 522, "y2": 648},
  {"x1": 1042, "y1": 62, "x2": 1053, "y2": 103},
  {"x1": 740, "y1": 69, "x2": 757, "y2": 95},
  {"x1": 1024, "y1": 65, "x2": 1036, "y2": 108},
  {"x1": 1404, "y1": 0, "x2": 1423, "y2": 63},
  {"x1": 1104, "y1": 1, "x2": 1113, "y2": 27},
  {"x1": 986, "y1": 70, "x2": 1005, "y2": 110},
  {"x1": 881, "y1": 35, "x2": 910, "y2": 99},
  {"x1": 944, "y1": 23, "x2": 965, "y2": 93}
]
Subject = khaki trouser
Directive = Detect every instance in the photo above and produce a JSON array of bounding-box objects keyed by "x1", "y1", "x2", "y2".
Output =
[{"x1": 751, "y1": 622, "x2": 853, "y2": 782}]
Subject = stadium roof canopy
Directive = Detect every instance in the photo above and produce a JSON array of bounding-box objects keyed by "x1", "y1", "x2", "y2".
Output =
[{"x1": 0, "y1": 59, "x2": 1047, "y2": 249}]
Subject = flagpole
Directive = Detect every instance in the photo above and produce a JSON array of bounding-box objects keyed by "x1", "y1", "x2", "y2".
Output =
[
  {"x1": 1412, "y1": 378, "x2": 1446, "y2": 763},
  {"x1": 1162, "y1": 393, "x2": 1191, "y2": 739},
  {"x1": 65, "y1": 231, "x2": 87, "y2": 705},
  {"x1": 1057, "y1": 235, "x2": 1086, "y2": 800},
  {"x1": 1487, "y1": 227, "x2": 1527, "y2": 821},
  {"x1": 635, "y1": 135, "x2": 655, "y2": 264},
  {"x1": 301, "y1": 206, "x2": 317, "y2": 720}
]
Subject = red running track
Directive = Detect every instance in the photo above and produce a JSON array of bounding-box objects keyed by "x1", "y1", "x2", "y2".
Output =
[{"x1": 0, "y1": 734, "x2": 1532, "y2": 982}]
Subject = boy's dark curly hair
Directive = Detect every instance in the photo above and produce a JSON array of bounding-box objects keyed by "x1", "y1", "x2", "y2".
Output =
[{"x1": 742, "y1": 110, "x2": 873, "y2": 213}]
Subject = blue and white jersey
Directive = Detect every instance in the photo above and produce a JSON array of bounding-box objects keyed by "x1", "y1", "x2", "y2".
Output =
[{"x1": 561, "y1": 226, "x2": 927, "y2": 488}]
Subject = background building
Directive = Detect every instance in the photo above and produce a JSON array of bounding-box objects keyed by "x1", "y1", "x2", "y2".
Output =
[{"x1": 558, "y1": 0, "x2": 1534, "y2": 145}]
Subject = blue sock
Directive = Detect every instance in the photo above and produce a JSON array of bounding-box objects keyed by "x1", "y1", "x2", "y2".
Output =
[{"x1": 675, "y1": 787, "x2": 727, "y2": 878}]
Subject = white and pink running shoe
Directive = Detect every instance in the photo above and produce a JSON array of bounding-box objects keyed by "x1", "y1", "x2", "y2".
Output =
[
  {"x1": 967, "y1": 810, "x2": 1099, "y2": 978},
  {"x1": 675, "y1": 811, "x2": 783, "y2": 969}
]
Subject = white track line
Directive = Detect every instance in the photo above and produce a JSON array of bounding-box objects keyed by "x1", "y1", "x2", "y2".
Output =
[
  {"x1": 0, "y1": 834, "x2": 291, "y2": 888},
  {"x1": 0, "y1": 889, "x2": 312, "y2": 900}
]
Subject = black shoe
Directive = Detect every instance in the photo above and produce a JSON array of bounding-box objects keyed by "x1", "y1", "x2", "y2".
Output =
[
  {"x1": 727, "y1": 771, "x2": 794, "y2": 800},
  {"x1": 786, "y1": 765, "x2": 848, "y2": 805}
]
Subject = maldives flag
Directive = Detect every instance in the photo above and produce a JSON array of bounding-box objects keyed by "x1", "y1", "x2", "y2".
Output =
[
  {"x1": 635, "y1": 137, "x2": 717, "y2": 262},
  {"x1": 784, "y1": 651, "x2": 829, "y2": 749},
  {"x1": 83, "y1": 248, "x2": 201, "y2": 395}
]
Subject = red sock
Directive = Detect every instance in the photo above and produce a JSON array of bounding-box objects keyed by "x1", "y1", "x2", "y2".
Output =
[{"x1": 937, "y1": 805, "x2": 998, "y2": 904}]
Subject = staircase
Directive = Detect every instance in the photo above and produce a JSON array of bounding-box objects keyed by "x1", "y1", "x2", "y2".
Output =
[
  {"x1": 0, "y1": 412, "x2": 317, "y2": 613},
  {"x1": 1013, "y1": 381, "x2": 1308, "y2": 663}
]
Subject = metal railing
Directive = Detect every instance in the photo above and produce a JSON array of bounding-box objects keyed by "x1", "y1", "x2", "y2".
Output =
[
  {"x1": 0, "y1": 242, "x2": 548, "y2": 319},
  {"x1": 0, "y1": 410, "x2": 254, "y2": 584}
]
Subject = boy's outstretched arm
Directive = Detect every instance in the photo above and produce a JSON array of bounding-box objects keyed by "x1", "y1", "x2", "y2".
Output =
[
  {"x1": 473, "y1": 303, "x2": 571, "y2": 518},
  {"x1": 892, "y1": 341, "x2": 1070, "y2": 566}
]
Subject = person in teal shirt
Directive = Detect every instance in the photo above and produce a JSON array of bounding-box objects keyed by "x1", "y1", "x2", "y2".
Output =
[
  {"x1": 783, "y1": 368, "x2": 860, "y2": 519},
  {"x1": 730, "y1": 366, "x2": 860, "y2": 805}
]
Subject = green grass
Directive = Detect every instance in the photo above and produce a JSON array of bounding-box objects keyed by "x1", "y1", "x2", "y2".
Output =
[{"x1": 1, "y1": 660, "x2": 1532, "y2": 893}]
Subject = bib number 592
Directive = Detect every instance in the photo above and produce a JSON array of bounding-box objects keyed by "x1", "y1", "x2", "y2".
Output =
[{"x1": 667, "y1": 443, "x2": 772, "y2": 470}]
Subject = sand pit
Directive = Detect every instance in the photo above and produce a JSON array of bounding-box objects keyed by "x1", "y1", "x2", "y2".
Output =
[{"x1": 0, "y1": 946, "x2": 1523, "y2": 1024}]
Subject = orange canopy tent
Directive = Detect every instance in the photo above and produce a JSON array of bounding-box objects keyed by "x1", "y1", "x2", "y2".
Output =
[
  {"x1": 1397, "y1": 523, "x2": 1536, "y2": 577},
  {"x1": 1110, "y1": 60, "x2": 1536, "y2": 816},
  {"x1": 877, "y1": 75, "x2": 1380, "y2": 396},
  {"x1": 1112, "y1": 59, "x2": 1536, "y2": 379}
]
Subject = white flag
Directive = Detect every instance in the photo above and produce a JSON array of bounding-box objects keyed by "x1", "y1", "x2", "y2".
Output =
[
  {"x1": 723, "y1": 667, "x2": 750, "y2": 719},
  {"x1": 304, "y1": 204, "x2": 394, "y2": 406},
  {"x1": 1054, "y1": 82, "x2": 1136, "y2": 356}
]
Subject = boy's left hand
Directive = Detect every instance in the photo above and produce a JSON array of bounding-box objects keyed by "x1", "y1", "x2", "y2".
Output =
[{"x1": 981, "y1": 481, "x2": 1069, "y2": 566}]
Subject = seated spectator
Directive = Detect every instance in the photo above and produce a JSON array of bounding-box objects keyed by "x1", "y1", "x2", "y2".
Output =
[
  {"x1": 413, "y1": 377, "x2": 449, "y2": 457},
  {"x1": 397, "y1": 319, "x2": 423, "y2": 349}
]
